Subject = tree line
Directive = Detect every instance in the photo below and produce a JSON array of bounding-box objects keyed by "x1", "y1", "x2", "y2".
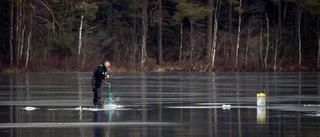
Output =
[{"x1": 1, "y1": 0, "x2": 320, "y2": 72}]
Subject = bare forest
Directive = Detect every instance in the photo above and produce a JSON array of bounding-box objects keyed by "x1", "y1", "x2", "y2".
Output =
[{"x1": 1, "y1": 0, "x2": 320, "y2": 72}]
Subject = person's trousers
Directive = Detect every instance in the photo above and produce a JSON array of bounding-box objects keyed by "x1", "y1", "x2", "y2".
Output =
[{"x1": 91, "y1": 77, "x2": 102, "y2": 105}]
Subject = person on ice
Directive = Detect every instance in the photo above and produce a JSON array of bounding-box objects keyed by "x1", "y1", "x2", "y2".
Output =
[{"x1": 91, "y1": 61, "x2": 113, "y2": 106}]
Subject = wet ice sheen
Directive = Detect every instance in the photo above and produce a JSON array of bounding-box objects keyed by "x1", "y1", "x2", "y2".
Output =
[
  {"x1": 0, "y1": 122, "x2": 183, "y2": 128},
  {"x1": 1, "y1": 72, "x2": 320, "y2": 137}
]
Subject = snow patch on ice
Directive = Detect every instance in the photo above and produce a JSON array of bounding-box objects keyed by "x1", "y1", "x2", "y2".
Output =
[{"x1": 22, "y1": 106, "x2": 38, "y2": 111}]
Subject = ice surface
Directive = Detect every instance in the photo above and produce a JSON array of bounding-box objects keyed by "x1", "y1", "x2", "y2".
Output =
[{"x1": 1, "y1": 72, "x2": 320, "y2": 137}]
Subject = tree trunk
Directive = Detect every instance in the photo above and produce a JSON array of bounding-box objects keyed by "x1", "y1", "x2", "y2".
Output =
[
  {"x1": 274, "y1": 0, "x2": 282, "y2": 71},
  {"x1": 283, "y1": 0, "x2": 288, "y2": 22},
  {"x1": 293, "y1": 2, "x2": 301, "y2": 67},
  {"x1": 131, "y1": 1, "x2": 137, "y2": 67},
  {"x1": 189, "y1": 19, "x2": 194, "y2": 64},
  {"x1": 318, "y1": 34, "x2": 320, "y2": 69},
  {"x1": 78, "y1": 14, "x2": 84, "y2": 56},
  {"x1": 298, "y1": 10, "x2": 302, "y2": 68},
  {"x1": 211, "y1": 0, "x2": 219, "y2": 68},
  {"x1": 264, "y1": 13, "x2": 270, "y2": 70},
  {"x1": 318, "y1": 16, "x2": 320, "y2": 69},
  {"x1": 20, "y1": 25, "x2": 26, "y2": 61},
  {"x1": 206, "y1": 0, "x2": 213, "y2": 61},
  {"x1": 227, "y1": 0, "x2": 233, "y2": 59},
  {"x1": 179, "y1": 23, "x2": 183, "y2": 66},
  {"x1": 260, "y1": 19, "x2": 263, "y2": 68},
  {"x1": 228, "y1": 0, "x2": 232, "y2": 34},
  {"x1": 78, "y1": 1, "x2": 85, "y2": 64},
  {"x1": 25, "y1": 31, "x2": 31, "y2": 69},
  {"x1": 246, "y1": 19, "x2": 251, "y2": 70},
  {"x1": 293, "y1": 1, "x2": 302, "y2": 68},
  {"x1": 157, "y1": 0, "x2": 163, "y2": 65},
  {"x1": 25, "y1": 1, "x2": 34, "y2": 69},
  {"x1": 235, "y1": 0, "x2": 242, "y2": 70},
  {"x1": 131, "y1": 0, "x2": 138, "y2": 67},
  {"x1": 15, "y1": 1, "x2": 21, "y2": 65},
  {"x1": 274, "y1": 35, "x2": 278, "y2": 71},
  {"x1": 10, "y1": 1, "x2": 14, "y2": 67},
  {"x1": 140, "y1": 0, "x2": 148, "y2": 70}
]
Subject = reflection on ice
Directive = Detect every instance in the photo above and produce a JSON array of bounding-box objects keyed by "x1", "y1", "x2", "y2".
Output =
[{"x1": 257, "y1": 107, "x2": 266, "y2": 124}]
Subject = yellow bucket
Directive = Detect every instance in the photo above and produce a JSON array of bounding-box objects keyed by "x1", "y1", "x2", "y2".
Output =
[
  {"x1": 257, "y1": 93, "x2": 266, "y2": 106},
  {"x1": 257, "y1": 93, "x2": 266, "y2": 97}
]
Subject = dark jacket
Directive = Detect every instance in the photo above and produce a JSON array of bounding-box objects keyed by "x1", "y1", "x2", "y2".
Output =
[{"x1": 92, "y1": 63, "x2": 111, "y2": 82}]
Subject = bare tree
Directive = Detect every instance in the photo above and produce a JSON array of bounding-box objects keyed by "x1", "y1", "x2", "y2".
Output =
[
  {"x1": 10, "y1": 1, "x2": 13, "y2": 67},
  {"x1": 15, "y1": 0, "x2": 22, "y2": 65},
  {"x1": 264, "y1": 13, "x2": 270, "y2": 70},
  {"x1": 206, "y1": 0, "x2": 213, "y2": 61},
  {"x1": 140, "y1": 0, "x2": 148, "y2": 70},
  {"x1": 260, "y1": 18, "x2": 264, "y2": 69},
  {"x1": 246, "y1": 19, "x2": 251, "y2": 70},
  {"x1": 318, "y1": 32, "x2": 320, "y2": 68},
  {"x1": 173, "y1": 0, "x2": 209, "y2": 67},
  {"x1": 132, "y1": 0, "x2": 139, "y2": 68},
  {"x1": 25, "y1": 1, "x2": 35, "y2": 69},
  {"x1": 298, "y1": 8, "x2": 302, "y2": 68},
  {"x1": 274, "y1": 0, "x2": 282, "y2": 71},
  {"x1": 293, "y1": 1, "x2": 302, "y2": 68},
  {"x1": 211, "y1": 0, "x2": 219, "y2": 68},
  {"x1": 78, "y1": 2, "x2": 84, "y2": 57},
  {"x1": 179, "y1": 22, "x2": 183, "y2": 66},
  {"x1": 228, "y1": 0, "x2": 233, "y2": 34},
  {"x1": 235, "y1": 0, "x2": 243, "y2": 70},
  {"x1": 157, "y1": 0, "x2": 163, "y2": 65}
]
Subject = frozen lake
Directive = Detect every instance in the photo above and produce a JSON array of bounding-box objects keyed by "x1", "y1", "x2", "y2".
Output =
[{"x1": 0, "y1": 72, "x2": 320, "y2": 137}]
